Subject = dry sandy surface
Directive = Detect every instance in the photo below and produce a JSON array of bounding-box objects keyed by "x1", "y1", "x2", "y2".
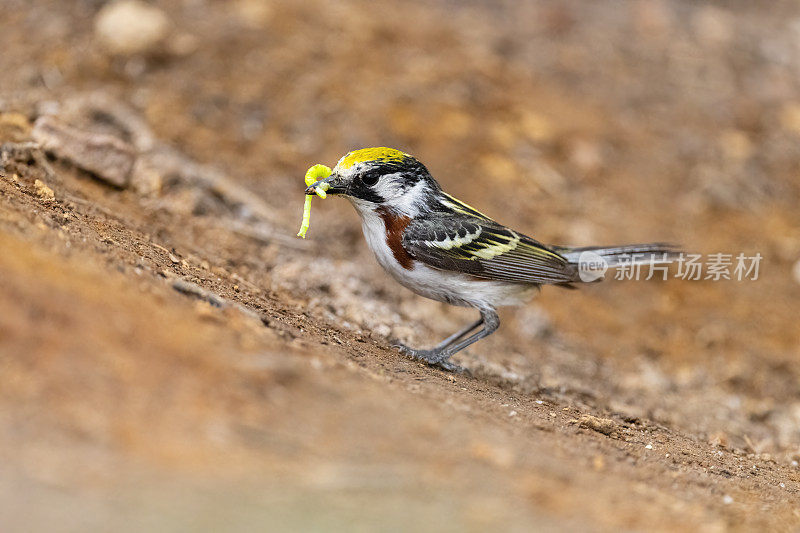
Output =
[{"x1": 1, "y1": 0, "x2": 800, "y2": 531}]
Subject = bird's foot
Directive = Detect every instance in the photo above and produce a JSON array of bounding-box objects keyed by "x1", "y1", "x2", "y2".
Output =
[{"x1": 392, "y1": 342, "x2": 465, "y2": 373}]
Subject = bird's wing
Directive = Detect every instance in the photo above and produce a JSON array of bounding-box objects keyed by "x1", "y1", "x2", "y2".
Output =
[{"x1": 401, "y1": 214, "x2": 578, "y2": 285}]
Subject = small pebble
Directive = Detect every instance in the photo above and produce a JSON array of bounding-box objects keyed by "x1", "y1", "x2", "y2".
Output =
[
  {"x1": 722, "y1": 495, "x2": 733, "y2": 505},
  {"x1": 577, "y1": 414, "x2": 618, "y2": 436},
  {"x1": 645, "y1": 443, "x2": 653, "y2": 450},
  {"x1": 34, "y1": 179, "x2": 55, "y2": 200},
  {"x1": 508, "y1": 410, "x2": 517, "y2": 417},
  {"x1": 95, "y1": 0, "x2": 170, "y2": 56}
]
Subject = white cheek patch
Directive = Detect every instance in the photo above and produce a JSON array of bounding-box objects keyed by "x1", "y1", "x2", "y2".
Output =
[
  {"x1": 386, "y1": 179, "x2": 429, "y2": 217},
  {"x1": 373, "y1": 172, "x2": 404, "y2": 198}
]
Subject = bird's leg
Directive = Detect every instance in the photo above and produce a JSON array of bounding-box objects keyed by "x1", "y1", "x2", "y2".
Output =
[
  {"x1": 439, "y1": 308, "x2": 499, "y2": 357},
  {"x1": 392, "y1": 315, "x2": 481, "y2": 370},
  {"x1": 394, "y1": 308, "x2": 499, "y2": 372},
  {"x1": 432, "y1": 317, "x2": 484, "y2": 351}
]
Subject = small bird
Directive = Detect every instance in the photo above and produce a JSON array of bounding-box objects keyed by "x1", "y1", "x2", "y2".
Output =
[{"x1": 306, "y1": 147, "x2": 674, "y2": 371}]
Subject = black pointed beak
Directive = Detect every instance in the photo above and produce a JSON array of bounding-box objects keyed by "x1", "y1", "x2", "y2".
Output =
[{"x1": 305, "y1": 175, "x2": 347, "y2": 196}]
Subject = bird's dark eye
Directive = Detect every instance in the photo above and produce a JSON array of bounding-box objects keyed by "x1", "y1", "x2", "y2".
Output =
[{"x1": 360, "y1": 172, "x2": 379, "y2": 187}]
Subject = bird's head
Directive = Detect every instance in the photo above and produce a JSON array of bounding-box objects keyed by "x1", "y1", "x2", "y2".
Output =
[{"x1": 305, "y1": 147, "x2": 440, "y2": 217}]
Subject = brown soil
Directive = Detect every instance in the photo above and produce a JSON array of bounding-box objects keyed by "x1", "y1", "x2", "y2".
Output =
[{"x1": 1, "y1": 1, "x2": 799, "y2": 531}]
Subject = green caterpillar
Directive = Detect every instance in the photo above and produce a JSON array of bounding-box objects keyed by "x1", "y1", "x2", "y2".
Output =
[{"x1": 296, "y1": 164, "x2": 332, "y2": 238}]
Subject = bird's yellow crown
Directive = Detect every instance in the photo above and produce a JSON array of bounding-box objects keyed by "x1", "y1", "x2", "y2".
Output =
[{"x1": 336, "y1": 147, "x2": 410, "y2": 170}]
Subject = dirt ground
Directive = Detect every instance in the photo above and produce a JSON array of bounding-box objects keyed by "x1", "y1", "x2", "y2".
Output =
[{"x1": 1, "y1": 0, "x2": 800, "y2": 531}]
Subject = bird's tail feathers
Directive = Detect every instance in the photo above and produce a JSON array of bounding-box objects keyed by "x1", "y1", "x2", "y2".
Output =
[{"x1": 555, "y1": 243, "x2": 681, "y2": 267}]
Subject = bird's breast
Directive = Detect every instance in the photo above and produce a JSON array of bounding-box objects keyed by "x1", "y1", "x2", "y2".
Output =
[{"x1": 374, "y1": 206, "x2": 415, "y2": 270}]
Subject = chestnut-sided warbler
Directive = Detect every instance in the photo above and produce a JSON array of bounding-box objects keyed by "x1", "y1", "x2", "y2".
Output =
[{"x1": 306, "y1": 147, "x2": 674, "y2": 371}]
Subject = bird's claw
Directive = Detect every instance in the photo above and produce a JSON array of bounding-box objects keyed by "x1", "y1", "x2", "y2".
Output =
[{"x1": 391, "y1": 342, "x2": 466, "y2": 373}]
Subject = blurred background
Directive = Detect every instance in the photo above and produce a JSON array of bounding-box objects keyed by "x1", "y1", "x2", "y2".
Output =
[{"x1": 1, "y1": 0, "x2": 800, "y2": 530}]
